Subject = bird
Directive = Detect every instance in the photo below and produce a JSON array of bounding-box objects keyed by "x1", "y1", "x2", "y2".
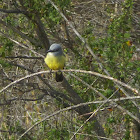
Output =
[{"x1": 44, "y1": 44, "x2": 66, "y2": 82}]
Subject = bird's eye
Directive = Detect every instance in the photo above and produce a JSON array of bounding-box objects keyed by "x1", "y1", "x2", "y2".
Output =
[{"x1": 54, "y1": 48, "x2": 60, "y2": 52}]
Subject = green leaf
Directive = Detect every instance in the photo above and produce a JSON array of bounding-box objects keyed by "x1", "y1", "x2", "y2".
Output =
[
  {"x1": 137, "y1": 67, "x2": 140, "y2": 72},
  {"x1": 0, "y1": 47, "x2": 5, "y2": 53},
  {"x1": 124, "y1": 33, "x2": 130, "y2": 38}
]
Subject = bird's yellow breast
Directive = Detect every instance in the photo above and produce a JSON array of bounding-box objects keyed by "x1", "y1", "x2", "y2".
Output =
[{"x1": 44, "y1": 53, "x2": 65, "y2": 70}]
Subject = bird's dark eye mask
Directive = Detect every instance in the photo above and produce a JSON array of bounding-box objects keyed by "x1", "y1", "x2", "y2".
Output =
[{"x1": 47, "y1": 49, "x2": 59, "y2": 53}]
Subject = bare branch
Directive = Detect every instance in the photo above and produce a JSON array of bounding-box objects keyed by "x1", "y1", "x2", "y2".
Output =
[
  {"x1": 0, "y1": 31, "x2": 45, "y2": 58},
  {"x1": 0, "y1": 94, "x2": 47, "y2": 106},
  {"x1": 0, "y1": 8, "x2": 26, "y2": 14},
  {"x1": 0, "y1": 69, "x2": 139, "y2": 95},
  {"x1": 69, "y1": 132, "x2": 114, "y2": 140},
  {"x1": 18, "y1": 95, "x2": 140, "y2": 139},
  {"x1": 67, "y1": 70, "x2": 139, "y2": 95},
  {"x1": 18, "y1": 0, "x2": 50, "y2": 50},
  {"x1": 3, "y1": 56, "x2": 43, "y2": 59},
  {"x1": 0, "y1": 19, "x2": 42, "y2": 46}
]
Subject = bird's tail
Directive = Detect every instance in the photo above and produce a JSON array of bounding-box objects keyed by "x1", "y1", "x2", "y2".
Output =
[{"x1": 55, "y1": 72, "x2": 63, "y2": 82}]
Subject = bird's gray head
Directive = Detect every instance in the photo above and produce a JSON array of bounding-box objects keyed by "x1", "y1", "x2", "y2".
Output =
[{"x1": 47, "y1": 44, "x2": 63, "y2": 53}]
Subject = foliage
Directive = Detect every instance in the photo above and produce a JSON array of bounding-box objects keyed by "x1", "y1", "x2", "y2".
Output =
[{"x1": 0, "y1": 0, "x2": 139, "y2": 139}]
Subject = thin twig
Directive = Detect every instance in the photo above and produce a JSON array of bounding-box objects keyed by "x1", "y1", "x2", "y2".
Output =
[
  {"x1": 69, "y1": 132, "x2": 114, "y2": 140},
  {"x1": 0, "y1": 70, "x2": 139, "y2": 95},
  {"x1": 3, "y1": 56, "x2": 43, "y2": 59},
  {"x1": 0, "y1": 71, "x2": 49, "y2": 94},
  {"x1": 65, "y1": 70, "x2": 139, "y2": 95},
  {"x1": 0, "y1": 19, "x2": 42, "y2": 46},
  {"x1": 0, "y1": 93, "x2": 47, "y2": 106},
  {"x1": 0, "y1": 31, "x2": 45, "y2": 58},
  {"x1": 0, "y1": 8, "x2": 26, "y2": 14}
]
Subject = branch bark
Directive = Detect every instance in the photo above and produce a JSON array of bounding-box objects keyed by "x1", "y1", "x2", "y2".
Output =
[
  {"x1": 0, "y1": 19, "x2": 41, "y2": 46},
  {"x1": 0, "y1": 8, "x2": 26, "y2": 14},
  {"x1": 18, "y1": 0, "x2": 50, "y2": 51}
]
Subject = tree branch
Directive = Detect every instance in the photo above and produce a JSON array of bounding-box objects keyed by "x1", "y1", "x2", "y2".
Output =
[
  {"x1": 3, "y1": 56, "x2": 43, "y2": 59},
  {"x1": 0, "y1": 93, "x2": 47, "y2": 106},
  {"x1": 0, "y1": 31, "x2": 45, "y2": 58},
  {"x1": 65, "y1": 69, "x2": 139, "y2": 95},
  {"x1": 0, "y1": 69, "x2": 139, "y2": 96},
  {"x1": 18, "y1": 95, "x2": 140, "y2": 139},
  {"x1": 18, "y1": 0, "x2": 50, "y2": 51},
  {"x1": 0, "y1": 8, "x2": 26, "y2": 14},
  {"x1": 8, "y1": 62, "x2": 74, "y2": 105},
  {"x1": 0, "y1": 19, "x2": 42, "y2": 46}
]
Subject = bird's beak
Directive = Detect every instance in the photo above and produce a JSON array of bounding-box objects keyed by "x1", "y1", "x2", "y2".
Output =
[{"x1": 47, "y1": 50, "x2": 52, "y2": 53}]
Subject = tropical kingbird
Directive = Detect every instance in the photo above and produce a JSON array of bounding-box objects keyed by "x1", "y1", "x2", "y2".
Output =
[{"x1": 44, "y1": 44, "x2": 66, "y2": 82}]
